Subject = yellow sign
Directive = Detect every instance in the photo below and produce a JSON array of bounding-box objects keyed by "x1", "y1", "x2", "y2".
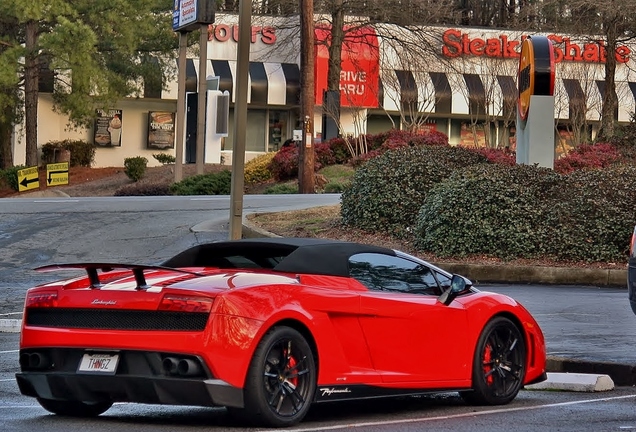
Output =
[
  {"x1": 46, "y1": 162, "x2": 69, "y2": 186},
  {"x1": 517, "y1": 39, "x2": 535, "y2": 121},
  {"x1": 17, "y1": 166, "x2": 39, "y2": 192}
]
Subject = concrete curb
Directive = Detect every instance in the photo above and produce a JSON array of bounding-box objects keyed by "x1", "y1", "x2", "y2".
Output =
[
  {"x1": 18, "y1": 189, "x2": 71, "y2": 198},
  {"x1": 547, "y1": 356, "x2": 636, "y2": 387},
  {"x1": 434, "y1": 262, "x2": 626, "y2": 287},
  {"x1": 526, "y1": 372, "x2": 614, "y2": 392}
]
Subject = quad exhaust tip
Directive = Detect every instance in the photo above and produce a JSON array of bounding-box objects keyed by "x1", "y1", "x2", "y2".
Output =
[
  {"x1": 163, "y1": 357, "x2": 202, "y2": 377},
  {"x1": 20, "y1": 352, "x2": 50, "y2": 370}
]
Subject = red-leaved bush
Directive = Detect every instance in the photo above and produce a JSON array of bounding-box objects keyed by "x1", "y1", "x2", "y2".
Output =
[
  {"x1": 324, "y1": 137, "x2": 353, "y2": 164},
  {"x1": 315, "y1": 142, "x2": 336, "y2": 168},
  {"x1": 351, "y1": 129, "x2": 450, "y2": 166},
  {"x1": 408, "y1": 130, "x2": 449, "y2": 146},
  {"x1": 269, "y1": 145, "x2": 299, "y2": 180},
  {"x1": 554, "y1": 142, "x2": 622, "y2": 174},
  {"x1": 463, "y1": 146, "x2": 516, "y2": 166},
  {"x1": 268, "y1": 142, "x2": 336, "y2": 181}
]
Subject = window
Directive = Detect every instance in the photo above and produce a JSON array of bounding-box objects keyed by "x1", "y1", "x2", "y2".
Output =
[
  {"x1": 268, "y1": 110, "x2": 288, "y2": 151},
  {"x1": 366, "y1": 114, "x2": 400, "y2": 135},
  {"x1": 224, "y1": 109, "x2": 267, "y2": 152},
  {"x1": 349, "y1": 253, "x2": 441, "y2": 295},
  {"x1": 434, "y1": 271, "x2": 451, "y2": 291}
]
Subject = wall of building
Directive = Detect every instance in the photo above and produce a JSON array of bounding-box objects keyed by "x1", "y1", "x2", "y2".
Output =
[
  {"x1": 16, "y1": 14, "x2": 636, "y2": 168},
  {"x1": 14, "y1": 97, "x2": 177, "y2": 168}
]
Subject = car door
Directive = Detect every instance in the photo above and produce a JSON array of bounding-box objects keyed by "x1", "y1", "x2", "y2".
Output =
[{"x1": 351, "y1": 253, "x2": 471, "y2": 384}]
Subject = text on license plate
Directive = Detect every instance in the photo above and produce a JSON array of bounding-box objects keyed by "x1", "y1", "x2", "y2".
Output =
[{"x1": 78, "y1": 353, "x2": 119, "y2": 374}]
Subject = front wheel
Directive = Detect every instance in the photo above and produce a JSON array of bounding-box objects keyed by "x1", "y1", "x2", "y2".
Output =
[
  {"x1": 461, "y1": 316, "x2": 526, "y2": 406},
  {"x1": 230, "y1": 326, "x2": 316, "y2": 427},
  {"x1": 37, "y1": 398, "x2": 113, "y2": 417}
]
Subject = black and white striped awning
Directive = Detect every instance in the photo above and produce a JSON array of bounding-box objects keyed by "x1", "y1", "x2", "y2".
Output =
[
  {"x1": 181, "y1": 59, "x2": 300, "y2": 106},
  {"x1": 379, "y1": 70, "x2": 635, "y2": 122},
  {"x1": 379, "y1": 70, "x2": 510, "y2": 117}
]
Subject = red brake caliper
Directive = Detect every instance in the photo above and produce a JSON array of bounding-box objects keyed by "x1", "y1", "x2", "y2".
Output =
[
  {"x1": 286, "y1": 352, "x2": 298, "y2": 387},
  {"x1": 483, "y1": 343, "x2": 494, "y2": 385}
]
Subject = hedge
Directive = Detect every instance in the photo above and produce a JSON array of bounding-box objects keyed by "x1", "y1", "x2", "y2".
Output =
[{"x1": 340, "y1": 145, "x2": 488, "y2": 237}]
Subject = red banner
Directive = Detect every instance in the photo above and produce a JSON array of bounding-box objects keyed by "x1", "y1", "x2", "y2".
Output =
[{"x1": 314, "y1": 25, "x2": 380, "y2": 108}]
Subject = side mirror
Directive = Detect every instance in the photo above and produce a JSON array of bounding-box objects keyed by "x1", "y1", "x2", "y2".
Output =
[{"x1": 438, "y1": 274, "x2": 468, "y2": 306}]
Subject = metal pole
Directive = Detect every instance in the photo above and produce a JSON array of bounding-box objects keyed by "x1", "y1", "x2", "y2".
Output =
[
  {"x1": 228, "y1": 0, "x2": 251, "y2": 240},
  {"x1": 299, "y1": 0, "x2": 315, "y2": 193},
  {"x1": 174, "y1": 32, "x2": 187, "y2": 182},
  {"x1": 196, "y1": 24, "x2": 208, "y2": 175}
]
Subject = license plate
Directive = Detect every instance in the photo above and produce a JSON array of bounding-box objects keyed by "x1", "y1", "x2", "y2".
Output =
[{"x1": 78, "y1": 353, "x2": 119, "y2": 374}]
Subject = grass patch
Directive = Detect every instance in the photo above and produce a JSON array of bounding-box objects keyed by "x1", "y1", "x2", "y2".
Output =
[{"x1": 319, "y1": 165, "x2": 354, "y2": 183}]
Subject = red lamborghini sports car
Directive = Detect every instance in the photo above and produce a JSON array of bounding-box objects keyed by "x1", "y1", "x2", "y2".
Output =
[{"x1": 16, "y1": 238, "x2": 546, "y2": 427}]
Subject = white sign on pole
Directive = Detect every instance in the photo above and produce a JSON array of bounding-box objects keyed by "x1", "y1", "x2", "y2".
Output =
[{"x1": 173, "y1": 0, "x2": 197, "y2": 30}]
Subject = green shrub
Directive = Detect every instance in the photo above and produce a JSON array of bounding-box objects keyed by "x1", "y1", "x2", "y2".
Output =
[
  {"x1": 153, "y1": 153, "x2": 176, "y2": 165},
  {"x1": 1, "y1": 165, "x2": 25, "y2": 191},
  {"x1": 41, "y1": 140, "x2": 95, "y2": 167},
  {"x1": 263, "y1": 183, "x2": 298, "y2": 194},
  {"x1": 123, "y1": 156, "x2": 148, "y2": 182},
  {"x1": 414, "y1": 164, "x2": 566, "y2": 260},
  {"x1": 413, "y1": 164, "x2": 636, "y2": 263},
  {"x1": 170, "y1": 170, "x2": 232, "y2": 195},
  {"x1": 556, "y1": 166, "x2": 636, "y2": 261},
  {"x1": 244, "y1": 152, "x2": 275, "y2": 185},
  {"x1": 114, "y1": 183, "x2": 172, "y2": 196},
  {"x1": 340, "y1": 146, "x2": 488, "y2": 237}
]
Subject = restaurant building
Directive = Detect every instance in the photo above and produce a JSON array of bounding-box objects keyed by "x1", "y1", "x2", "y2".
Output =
[{"x1": 13, "y1": 14, "x2": 636, "y2": 167}]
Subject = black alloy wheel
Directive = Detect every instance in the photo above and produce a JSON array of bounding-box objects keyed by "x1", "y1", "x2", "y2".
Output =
[
  {"x1": 232, "y1": 326, "x2": 316, "y2": 427},
  {"x1": 461, "y1": 316, "x2": 526, "y2": 405}
]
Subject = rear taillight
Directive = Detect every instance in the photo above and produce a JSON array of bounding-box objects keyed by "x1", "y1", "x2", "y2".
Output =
[
  {"x1": 26, "y1": 291, "x2": 58, "y2": 308},
  {"x1": 631, "y1": 227, "x2": 636, "y2": 258},
  {"x1": 158, "y1": 295, "x2": 213, "y2": 313}
]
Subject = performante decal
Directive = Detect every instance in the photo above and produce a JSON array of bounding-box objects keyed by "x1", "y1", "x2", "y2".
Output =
[{"x1": 319, "y1": 388, "x2": 352, "y2": 397}]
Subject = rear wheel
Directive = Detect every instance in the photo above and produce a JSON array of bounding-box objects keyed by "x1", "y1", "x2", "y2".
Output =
[
  {"x1": 461, "y1": 316, "x2": 526, "y2": 405},
  {"x1": 36, "y1": 398, "x2": 113, "y2": 417},
  {"x1": 230, "y1": 326, "x2": 316, "y2": 427}
]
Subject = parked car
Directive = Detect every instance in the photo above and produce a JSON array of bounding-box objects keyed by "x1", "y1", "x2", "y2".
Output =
[
  {"x1": 629, "y1": 226, "x2": 636, "y2": 314},
  {"x1": 16, "y1": 237, "x2": 546, "y2": 427}
]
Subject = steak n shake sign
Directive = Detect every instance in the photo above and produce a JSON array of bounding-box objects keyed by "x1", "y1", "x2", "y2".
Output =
[{"x1": 442, "y1": 28, "x2": 631, "y2": 63}]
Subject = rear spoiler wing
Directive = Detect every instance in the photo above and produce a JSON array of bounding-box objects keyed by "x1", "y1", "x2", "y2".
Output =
[{"x1": 35, "y1": 263, "x2": 202, "y2": 290}]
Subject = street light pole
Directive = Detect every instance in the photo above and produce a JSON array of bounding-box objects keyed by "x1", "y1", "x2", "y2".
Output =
[
  {"x1": 228, "y1": 0, "x2": 252, "y2": 239},
  {"x1": 299, "y1": 0, "x2": 315, "y2": 194}
]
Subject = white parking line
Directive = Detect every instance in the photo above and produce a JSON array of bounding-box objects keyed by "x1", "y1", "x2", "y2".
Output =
[
  {"x1": 0, "y1": 406, "x2": 38, "y2": 408},
  {"x1": 0, "y1": 379, "x2": 15, "y2": 382},
  {"x1": 279, "y1": 394, "x2": 636, "y2": 432},
  {"x1": 0, "y1": 350, "x2": 19, "y2": 354}
]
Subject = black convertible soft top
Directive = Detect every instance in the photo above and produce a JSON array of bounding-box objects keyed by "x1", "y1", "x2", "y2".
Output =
[{"x1": 161, "y1": 237, "x2": 396, "y2": 277}]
